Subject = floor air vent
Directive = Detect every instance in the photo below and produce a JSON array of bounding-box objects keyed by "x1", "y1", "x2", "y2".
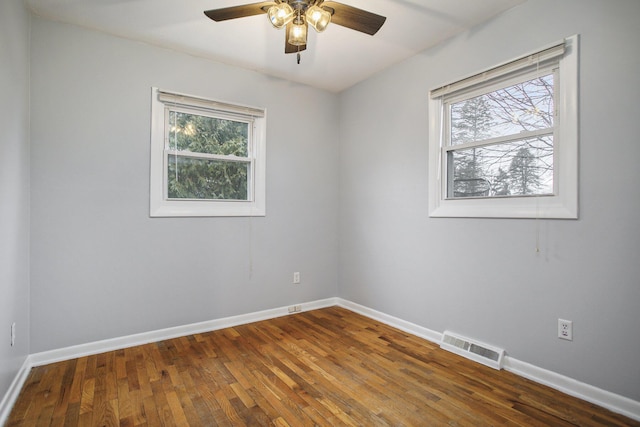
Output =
[{"x1": 440, "y1": 331, "x2": 505, "y2": 370}]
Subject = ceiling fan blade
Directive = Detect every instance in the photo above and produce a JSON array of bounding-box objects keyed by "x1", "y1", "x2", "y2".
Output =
[
  {"x1": 285, "y1": 22, "x2": 307, "y2": 54},
  {"x1": 204, "y1": 2, "x2": 274, "y2": 22},
  {"x1": 322, "y1": 1, "x2": 386, "y2": 35}
]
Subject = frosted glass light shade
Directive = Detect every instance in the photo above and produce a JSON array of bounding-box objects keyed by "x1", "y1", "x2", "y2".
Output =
[
  {"x1": 306, "y1": 5, "x2": 331, "y2": 32},
  {"x1": 268, "y1": 3, "x2": 294, "y2": 29},
  {"x1": 288, "y1": 22, "x2": 307, "y2": 46}
]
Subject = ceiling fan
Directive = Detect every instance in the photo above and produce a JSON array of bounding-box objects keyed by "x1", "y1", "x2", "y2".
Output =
[{"x1": 204, "y1": 1, "x2": 386, "y2": 63}]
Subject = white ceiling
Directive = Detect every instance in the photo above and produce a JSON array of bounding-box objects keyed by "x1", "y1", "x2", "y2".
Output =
[{"x1": 26, "y1": 0, "x2": 525, "y2": 93}]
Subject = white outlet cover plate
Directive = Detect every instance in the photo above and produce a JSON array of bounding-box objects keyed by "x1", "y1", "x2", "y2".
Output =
[{"x1": 558, "y1": 319, "x2": 573, "y2": 341}]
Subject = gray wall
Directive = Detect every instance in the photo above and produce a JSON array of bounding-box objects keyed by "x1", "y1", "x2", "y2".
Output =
[
  {"x1": 338, "y1": 0, "x2": 640, "y2": 401},
  {"x1": 29, "y1": 18, "x2": 339, "y2": 353},
  {"x1": 0, "y1": 0, "x2": 31, "y2": 401}
]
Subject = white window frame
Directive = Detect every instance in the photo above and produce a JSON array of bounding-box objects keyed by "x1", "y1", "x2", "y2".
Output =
[
  {"x1": 428, "y1": 35, "x2": 579, "y2": 219},
  {"x1": 150, "y1": 87, "x2": 266, "y2": 217}
]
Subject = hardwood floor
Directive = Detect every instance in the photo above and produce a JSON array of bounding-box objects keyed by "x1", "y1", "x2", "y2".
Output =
[{"x1": 7, "y1": 307, "x2": 639, "y2": 426}]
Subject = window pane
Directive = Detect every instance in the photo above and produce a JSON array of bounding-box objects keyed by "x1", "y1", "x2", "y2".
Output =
[
  {"x1": 167, "y1": 156, "x2": 249, "y2": 200},
  {"x1": 168, "y1": 111, "x2": 249, "y2": 157},
  {"x1": 447, "y1": 136, "x2": 553, "y2": 198},
  {"x1": 450, "y1": 74, "x2": 554, "y2": 145}
]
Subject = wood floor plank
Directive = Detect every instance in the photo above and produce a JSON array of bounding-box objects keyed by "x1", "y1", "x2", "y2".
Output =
[
  {"x1": 7, "y1": 307, "x2": 640, "y2": 426},
  {"x1": 141, "y1": 393, "x2": 162, "y2": 426},
  {"x1": 78, "y1": 377, "x2": 95, "y2": 416}
]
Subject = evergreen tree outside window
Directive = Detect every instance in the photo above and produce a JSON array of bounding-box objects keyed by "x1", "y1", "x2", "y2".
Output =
[
  {"x1": 428, "y1": 36, "x2": 578, "y2": 219},
  {"x1": 167, "y1": 109, "x2": 250, "y2": 201}
]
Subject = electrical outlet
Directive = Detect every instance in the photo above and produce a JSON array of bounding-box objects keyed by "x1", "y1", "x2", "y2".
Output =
[
  {"x1": 11, "y1": 322, "x2": 16, "y2": 347},
  {"x1": 288, "y1": 305, "x2": 302, "y2": 313},
  {"x1": 558, "y1": 319, "x2": 573, "y2": 341},
  {"x1": 293, "y1": 272, "x2": 300, "y2": 284}
]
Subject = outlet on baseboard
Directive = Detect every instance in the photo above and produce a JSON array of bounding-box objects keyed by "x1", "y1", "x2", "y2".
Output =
[{"x1": 288, "y1": 305, "x2": 302, "y2": 314}]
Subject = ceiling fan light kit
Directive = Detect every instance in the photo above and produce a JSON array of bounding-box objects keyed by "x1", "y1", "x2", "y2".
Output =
[{"x1": 204, "y1": 1, "x2": 386, "y2": 62}]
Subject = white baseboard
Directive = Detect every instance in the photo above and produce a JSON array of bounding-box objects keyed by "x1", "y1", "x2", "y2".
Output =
[
  {"x1": 0, "y1": 356, "x2": 32, "y2": 427},
  {"x1": 2, "y1": 297, "x2": 638, "y2": 423}
]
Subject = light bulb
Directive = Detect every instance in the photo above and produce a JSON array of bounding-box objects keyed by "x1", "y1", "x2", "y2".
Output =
[
  {"x1": 306, "y1": 5, "x2": 331, "y2": 32},
  {"x1": 268, "y1": 3, "x2": 294, "y2": 29}
]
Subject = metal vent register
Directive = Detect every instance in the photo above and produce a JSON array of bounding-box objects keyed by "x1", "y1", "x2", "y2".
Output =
[{"x1": 440, "y1": 331, "x2": 505, "y2": 370}]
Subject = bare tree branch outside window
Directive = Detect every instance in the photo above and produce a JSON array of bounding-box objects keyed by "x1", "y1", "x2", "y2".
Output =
[{"x1": 448, "y1": 73, "x2": 554, "y2": 198}]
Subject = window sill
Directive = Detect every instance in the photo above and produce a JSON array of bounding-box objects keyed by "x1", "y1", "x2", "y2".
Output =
[
  {"x1": 428, "y1": 194, "x2": 577, "y2": 219},
  {"x1": 150, "y1": 199, "x2": 265, "y2": 218}
]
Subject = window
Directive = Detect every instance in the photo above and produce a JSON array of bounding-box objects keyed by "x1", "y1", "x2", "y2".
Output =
[
  {"x1": 428, "y1": 35, "x2": 578, "y2": 218},
  {"x1": 150, "y1": 88, "x2": 266, "y2": 217}
]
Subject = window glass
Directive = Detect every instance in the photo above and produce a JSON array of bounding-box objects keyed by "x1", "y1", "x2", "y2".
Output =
[
  {"x1": 446, "y1": 73, "x2": 556, "y2": 200},
  {"x1": 167, "y1": 157, "x2": 249, "y2": 200},
  {"x1": 168, "y1": 110, "x2": 249, "y2": 156},
  {"x1": 447, "y1": 136, "x2": 554, "y2": 198},
  {"x1": 166, "y1": 110, "x2": 251, "y2": 201},
  {"x1": 450, "y1": 74, "x2": 554, "y2": 145}
]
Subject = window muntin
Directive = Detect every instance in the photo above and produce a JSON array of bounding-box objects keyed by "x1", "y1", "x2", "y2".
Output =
[
  {"x1": 150, "y1": 88, "x2": 266, "y2": 217},
  {"x1": 428, "y1": 35, "x2": 578, "y2": 219}
]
